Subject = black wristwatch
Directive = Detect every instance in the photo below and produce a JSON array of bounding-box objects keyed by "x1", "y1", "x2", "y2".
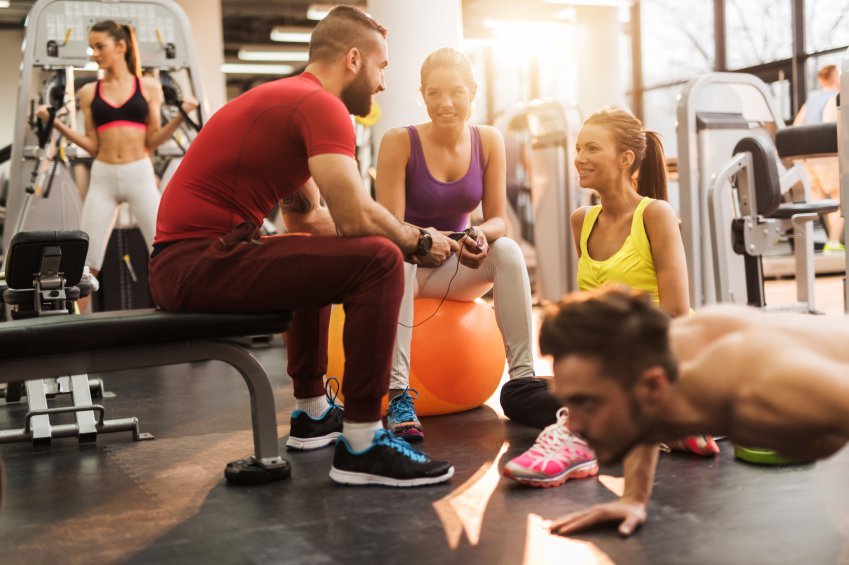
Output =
[{"x1": 414, "y1": 228, "x2": 433, "y2": 256}]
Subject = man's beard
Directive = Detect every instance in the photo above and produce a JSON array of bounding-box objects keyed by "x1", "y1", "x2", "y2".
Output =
[
  {"x1": 341, "y1": 69, "x2": 373, "y2": 117},
  {"x1": 596, "y1": 395, "x2": 648, "y2": 465}
]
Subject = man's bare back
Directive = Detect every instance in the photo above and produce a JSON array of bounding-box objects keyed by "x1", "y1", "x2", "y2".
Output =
[{"x1": 667, "y1": 306, "x2": 849, "y2": 460}]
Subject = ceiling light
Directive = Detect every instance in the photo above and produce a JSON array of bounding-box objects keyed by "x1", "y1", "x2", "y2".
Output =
[
  {"x1": 0, "y1": 1, "x2": 11, "y2": 8},
  {"x1": 270, "y1": 26, "x2": 312, "y2": 43},
  {"x1": 306, "y1": 4, "x2": 333, "y2": 21},
  {"x1": 221, "y1": 63, "x2": 295, "y2": 75},
  {"x1": 238, "y1": 48, "x2": 309, "y2": 62}
]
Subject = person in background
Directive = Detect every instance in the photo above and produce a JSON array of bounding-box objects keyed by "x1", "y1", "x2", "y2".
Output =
[
  {"x1": 38, "y1": 21, "x2": 197, "y2": 294},
  {"x1": 793, "y1": 64, "x2": 841, "y2": 252},
  {"x1": 503, "y1": 107, "x2": 718, "y2": 536}
]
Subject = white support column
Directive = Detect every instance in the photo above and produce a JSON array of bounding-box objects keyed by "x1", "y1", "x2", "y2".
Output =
[
  {"x1": 367, "y1": 0, "x2": 463, "y2": 149},
  {"x1": 175, "y1": 0, "x2": 226, "y2": 114},
  {"x1": 840, "y1": 46, "x2": 849, "y2": 312},
  {"x1": 575, "y1": 6, "x2": 623, "y2": 114}
]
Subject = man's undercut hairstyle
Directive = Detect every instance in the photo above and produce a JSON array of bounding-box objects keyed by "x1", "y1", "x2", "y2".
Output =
[
  {"x1": 308, "y1": 6, "x2": 387, "y2": 64},
  {"x1": 539, "y1": 286, "x2": 678, "y2": 385}
]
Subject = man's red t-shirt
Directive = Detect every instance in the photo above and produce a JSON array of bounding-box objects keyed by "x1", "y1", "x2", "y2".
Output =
[{"x1": 155, "y1": 72, "x2": 356, "y2": 243}]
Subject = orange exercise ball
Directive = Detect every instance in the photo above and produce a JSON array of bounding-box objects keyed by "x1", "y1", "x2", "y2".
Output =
[{"x1": 326, "y1": 298, "x2": 506, "y2": 416}]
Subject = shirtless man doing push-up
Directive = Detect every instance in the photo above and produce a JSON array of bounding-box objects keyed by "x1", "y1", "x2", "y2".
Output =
[{"x1": 540, "y1": 285, "x2": 849, "y2": 536}]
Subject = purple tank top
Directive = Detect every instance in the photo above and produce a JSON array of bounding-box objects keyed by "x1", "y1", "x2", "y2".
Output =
[{"x1": 403, "y1": 125, "x2": 486, "y2": 233}]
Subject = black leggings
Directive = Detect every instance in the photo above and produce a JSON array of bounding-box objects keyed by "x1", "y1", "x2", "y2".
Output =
[{"x1": 500, "y1": 377, "x2": 561, "y2": 430}]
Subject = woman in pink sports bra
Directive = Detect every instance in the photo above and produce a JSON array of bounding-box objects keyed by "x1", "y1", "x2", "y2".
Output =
[{"x1": 36, "y1": 20, "x2": 197, "y2": 295}]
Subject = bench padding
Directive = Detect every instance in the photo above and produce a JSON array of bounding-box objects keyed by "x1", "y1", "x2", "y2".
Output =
[
  {"x1": 775, "y1": 123, "x2": 837, "y2": 159},
  {"x1": 0, "y1": 309, "x2": 292, "y2": 358}
]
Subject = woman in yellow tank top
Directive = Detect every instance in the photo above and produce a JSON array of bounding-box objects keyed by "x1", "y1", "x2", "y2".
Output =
[
  {"x1": 504, "y1": 108, "x2": 717, "y2": 540},
  {"x1": 576, "y1": 196, "x2": 664, "y2": 303},
  {"x1": 571, "y1": 109, "x2": 689, "y2": 316}
]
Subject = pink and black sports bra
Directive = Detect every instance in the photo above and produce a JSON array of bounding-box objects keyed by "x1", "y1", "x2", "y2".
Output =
[{"x1": 90, "y1": 76, "x2": 149, "y2": 132}]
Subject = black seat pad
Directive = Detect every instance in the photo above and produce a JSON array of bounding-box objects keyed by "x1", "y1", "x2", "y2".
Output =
[
  {"x1": 5, "y1": 230, "x2": 88, "y2": 288},
  {"x1": 775, "y1": 123, "x2": 837, "y2": 159},
  {"x1": 769, "y1": 199, "x2": 841, "y2": 219},
  {"x1": 0, "y1": 309, "x2": 292, "y2": 358},
  {"x1": 733, "y1": 135, "x2": 782, "y2": 216}
]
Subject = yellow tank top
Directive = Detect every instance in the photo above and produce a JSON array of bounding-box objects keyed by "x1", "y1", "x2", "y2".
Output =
[{"x1": 577, "y1": 196, "x2": 660, "y2": 303}]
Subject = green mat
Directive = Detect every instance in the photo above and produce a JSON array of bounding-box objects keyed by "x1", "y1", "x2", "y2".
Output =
[{"x1": 734, "y1": 445, "x2": 806, "y2": 465}]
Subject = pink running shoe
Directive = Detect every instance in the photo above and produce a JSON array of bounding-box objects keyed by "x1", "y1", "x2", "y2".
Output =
[
  {"x1": 503, "y1": 408, "x2": 599, "y2": 488},
  {"x1": 665, "y1": 435, "x2": 720, "y2": 456}
]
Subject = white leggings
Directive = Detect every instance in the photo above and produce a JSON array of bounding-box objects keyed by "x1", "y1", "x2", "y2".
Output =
[
  {"x1": 390, "y1": 236, "x2": 535, "y2": 390},
  {"x1": 83, "y1": 158, "x2": 160, "y2": 271}
]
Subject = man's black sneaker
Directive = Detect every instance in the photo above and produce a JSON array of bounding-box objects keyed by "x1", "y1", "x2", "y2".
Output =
[
  {"x1": 329, "y1": 429, "x2": 454, "y2": 487},
  {"x1": 286, "y1": 378, "x2": 344, "y2": 450},
  {"x1": 286, "y1": 405, "x2": 344, "y2": 450}
]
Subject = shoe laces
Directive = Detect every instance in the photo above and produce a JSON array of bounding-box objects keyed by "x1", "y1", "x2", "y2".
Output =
[
  {"x1": 388, "y1": 388, "x2": 418, "y2": 422},
  {"x1": 374, "y1": 429, "x2": 426, "y2": 463},
  {"x1": 324, "y1": 377, "x2": 344, "y2": 411},
  {"x1": 533, "y1": 408, "x2": 582, "y2": 455}
]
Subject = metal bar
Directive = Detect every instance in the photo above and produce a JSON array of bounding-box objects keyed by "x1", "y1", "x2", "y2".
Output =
[
  {"x1": 791, "y1": 213, "x2": 819, "y2": 311},
  {"x1": 630, "y1": 1, "x2": 644, "y2": 120},
  {"x1": 24, "y1": 404, "x2": 105, "y2": 431},
  {"x1": 791, "y1": 0, "x2": 806, "y2": 117},
  {"x1": 0, "y1": 340, "x2": 283, "y2": 463},
  {"x1": 70, "y1": 373, "x2": 98, "y2": 437},
  {"x1": 714, "y1": 0, "x2": 726, "y2": 71},
  {"x1": 707, "y1": 153, "x2": 747, "y2": 302},
  {"x1": 0, "y1": 418, "x2": 141, "y2": 444},
  {"x1": 24, "y1": 379, "x2": 51, "y2": 442}
]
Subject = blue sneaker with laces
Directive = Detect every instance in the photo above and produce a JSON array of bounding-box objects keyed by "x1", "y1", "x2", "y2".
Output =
[
  {"x1": 387, "y1": 388, "x2": 424, "y2": 443},
  {"x1": 286, "y1": 378, "x2": 344, "y2": 450},
  {"x1": 330, "y1": 429, "x2": 454, "y2": 487}
]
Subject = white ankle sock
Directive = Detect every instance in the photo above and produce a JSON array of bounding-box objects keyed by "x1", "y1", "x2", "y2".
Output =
[
  {"x1": 295, "y1": 395, "x2": 329, "y2": 419},
  {"x1": 343, "y1": 420, "x2": 383, "y2": 451}
]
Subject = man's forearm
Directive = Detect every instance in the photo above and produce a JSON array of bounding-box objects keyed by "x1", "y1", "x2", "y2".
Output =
[
  {"x1": 622, "y1": 444, "x2": 660, "y2": 502},
  {"x1": 337, "y1": 200, "x2": 420, "y2": 255},
  {"x1": 281, "y1": 188, "x2": 337, "y2": 235},
  {"x1": 305, "y1": 208, "x2": 337, "y2": 235},
  {"x1": 283, "y1": 208, "x2": 337, "y2": 235}
]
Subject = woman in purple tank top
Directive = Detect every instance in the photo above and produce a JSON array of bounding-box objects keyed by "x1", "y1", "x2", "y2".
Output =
[{"x1": 376, "y1": 48, "x2": 539, "y2": 441}]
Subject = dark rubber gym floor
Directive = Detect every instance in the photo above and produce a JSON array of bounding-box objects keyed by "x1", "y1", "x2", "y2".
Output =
[{"x1": 1, "y1": 337, "x2": 848, "y2": 564}]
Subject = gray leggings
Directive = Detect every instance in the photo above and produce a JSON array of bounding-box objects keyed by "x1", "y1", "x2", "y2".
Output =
[
  {"x1": 82, "y1": 158, "x2": 160, "y2": 270},
  {"x1": 390, "y1": 236, "x2": 535, "y2": 390}
]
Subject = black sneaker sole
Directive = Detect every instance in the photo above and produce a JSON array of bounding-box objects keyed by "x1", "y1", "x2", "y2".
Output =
[
  {"x1": 286, "y1": 431, "x2": 341, "y2": 450},
  {"x1": 329, "y1": 465, "x2": 454, "y2": 487}
]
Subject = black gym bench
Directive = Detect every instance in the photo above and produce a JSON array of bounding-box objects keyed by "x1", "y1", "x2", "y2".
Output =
[{"x1": 0, "y1": 231, "x2": 293, "y2": 485}]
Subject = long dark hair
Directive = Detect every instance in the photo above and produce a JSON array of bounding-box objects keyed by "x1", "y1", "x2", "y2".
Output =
[
  {"x1": 583, "y1": 107, "x2": 669, "y2": 201},
  {"x1": 90, "y1": 20, "x2": 141, "y2": 77}
]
